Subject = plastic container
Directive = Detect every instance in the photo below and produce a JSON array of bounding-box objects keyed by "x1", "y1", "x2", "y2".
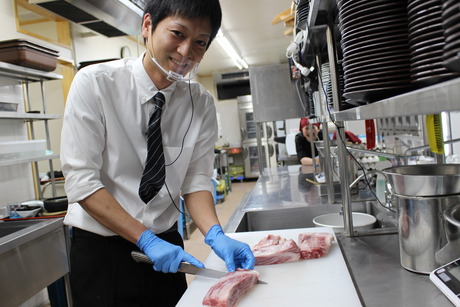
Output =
[
  {"x1": 0, "y1": 39, "x2": 59, "y2": 71},
  {"x1": 313, "y1": 212, "x2": 376, "y2": 232}
]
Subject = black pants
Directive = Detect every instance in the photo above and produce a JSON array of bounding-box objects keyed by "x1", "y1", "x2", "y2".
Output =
[{"x1": 70, "y1": 227, "x2": 187, "y2": 307}]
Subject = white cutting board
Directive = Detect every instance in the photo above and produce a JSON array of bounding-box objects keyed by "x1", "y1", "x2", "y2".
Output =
[{"x1": 177, "y1": 227, "x2": 362, "y2": 307}]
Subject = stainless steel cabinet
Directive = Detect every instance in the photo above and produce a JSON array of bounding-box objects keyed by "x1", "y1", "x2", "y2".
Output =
[{"x1": 237, "y1": 95, "x2": 278, "y2": 177}]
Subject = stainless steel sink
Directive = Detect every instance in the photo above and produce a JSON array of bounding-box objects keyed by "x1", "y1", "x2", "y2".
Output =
[
  {"x1": 233, "y1": 205, "x2": 343, "y2": 232},
  {"x1": 0, "y1": 219, "x2": 43, "y2": 239},
  {"x1": 0, "y1": 218, "x2": 70, "y2": 307},
  {"x1": 225, "y1": 201, "x2": 397, "y2": 233}
]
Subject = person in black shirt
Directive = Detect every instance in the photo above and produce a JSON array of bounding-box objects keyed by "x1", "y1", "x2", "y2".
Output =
[{"x1": 295, "y1": 117, "x2": 322, "y2": 165}]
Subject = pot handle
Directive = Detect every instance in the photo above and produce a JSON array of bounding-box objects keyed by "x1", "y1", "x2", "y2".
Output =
[{"x1": 444, "y1": 203, "x2": 460, "y2": 227}]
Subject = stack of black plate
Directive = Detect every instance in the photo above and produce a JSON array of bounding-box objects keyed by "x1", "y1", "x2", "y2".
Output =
[
  {"x1": 338, "y1": 0, "x2": 412, "y2": 104},
  {"x1": 296, "y1": 0, "x2": 310, "y2": 30},
  {"x1": 407, "y1": 0, "x2": 459, "y2": 86},
  {"x1": 441, "y1": 0, "x2": 460, "y2": 72},
  {"x1": 320, "y1": 62, "x2": 331, "y2": 106},
  {"x1": 321, "y1": 61, "x2": 349, "y2": 110}
]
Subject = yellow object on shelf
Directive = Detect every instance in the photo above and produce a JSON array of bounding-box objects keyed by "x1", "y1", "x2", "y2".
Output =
[
  {"x1": 426, "y1": 114, "x2": 444, "y2": 154},
  {"x1": 216, "y1": 179, "x2": 226, "y2": 192}
]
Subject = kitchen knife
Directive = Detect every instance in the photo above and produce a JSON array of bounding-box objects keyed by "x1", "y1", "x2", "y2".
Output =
[{"x1": 131, "y1": 251, "x2": 267, "y2": 284}]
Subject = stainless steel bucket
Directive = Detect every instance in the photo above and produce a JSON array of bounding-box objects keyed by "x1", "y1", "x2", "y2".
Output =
[
  {"x1": 383, "y1": 164, "x2": 460, "y2": 196},
  {"x1": 383, "y1": 164, "x2": 460, "y2": 274},
  {"x1": 395, "y1": 194, "x2": 460, "y2": 274}
]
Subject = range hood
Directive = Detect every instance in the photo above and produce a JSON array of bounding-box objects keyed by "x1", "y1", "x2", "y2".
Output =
[{"x1": 29, "y1": 0, "x2": 145, "y2": 37}]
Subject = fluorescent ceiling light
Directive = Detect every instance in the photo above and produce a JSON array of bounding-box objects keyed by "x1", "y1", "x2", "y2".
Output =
[
  {"x1": 117, "y1": 0, "x2": 144, "y2": 16},
  {"x1": 215, "y1": 29, "x2": 248, "y2": 70}
]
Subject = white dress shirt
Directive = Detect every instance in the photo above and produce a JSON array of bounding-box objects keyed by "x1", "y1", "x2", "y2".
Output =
[{"x1": 61, "y1": 55, "x2": 217, "y2": 236}]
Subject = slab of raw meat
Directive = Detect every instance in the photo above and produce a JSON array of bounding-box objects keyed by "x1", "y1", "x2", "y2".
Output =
[
  {"x1": 252, "y1": 234, "x2": 301, "y2": 265},
  {"x1": 297, "y1": 232, "x2": 334, "y2": 259},
  {"x1": 202, "y1": 269, "x2": 259, "y2": 307}
]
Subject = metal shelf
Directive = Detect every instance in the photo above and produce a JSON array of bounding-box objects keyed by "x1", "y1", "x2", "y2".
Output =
[
  {"x1": 332, "y1": 77, "x2": 460, "y2": 121},
  {"x1": 0, "y1": 61, "x2": 62, "y2": 82},
  {"x1": 0, "y1": 61, "x2": 63, "y2": 198},
  {"x1": 0, "y1": 152, "x2": 59, "y2": 167},
  {"x1": 0, "y1": 112, "x2": 60, "y2": 120}
]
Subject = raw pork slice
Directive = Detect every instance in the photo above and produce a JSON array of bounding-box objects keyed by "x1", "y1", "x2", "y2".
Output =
[
  {"x1": 252, "y1": 234, "x2": 301, "y2": 265},
  {"x1": 297, "y1": 232, "x2": 334, "y2": 259},
  {"x1": 202, "y1": 269, "x2": 259, "y2": 307}
]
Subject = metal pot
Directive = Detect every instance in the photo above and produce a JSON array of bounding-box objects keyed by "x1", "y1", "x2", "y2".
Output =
[
  {"x1": 382, "y1": 165, "x2": 460, "y2": 274},
  {"x1": 395, "y1": 194, "x2": 460, "y2": 274},
  {"x1": 444, "y1": 203, "x2": 460, "y2": 243},
  {"x1": 445, "y1": 203, "x2": 460, "y2": 227},
  {"x1": 382, "y1": 164, "x2": 460, "y2": 196},
  {"x1": 436, "y1": 203, "x2": 460, "y2": 265}
]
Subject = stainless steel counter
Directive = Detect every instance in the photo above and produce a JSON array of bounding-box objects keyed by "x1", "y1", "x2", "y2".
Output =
[
  {"x1": 338, "y1": 234, "x2": 452, "y2": 307},
  {"x1": 0, "y1": 218, "x2": 70, "y2": 307},
  {"x1": 225, "y1": 165, "x2": 453, "y2": 307},
  {"x1": 241, "y1": 165, "x2": 330, "y2": 211}
]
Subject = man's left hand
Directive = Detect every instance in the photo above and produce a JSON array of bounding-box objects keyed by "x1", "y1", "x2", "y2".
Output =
[{"x1": 204, "y1": 224, "x2": 256, "y2": 272}]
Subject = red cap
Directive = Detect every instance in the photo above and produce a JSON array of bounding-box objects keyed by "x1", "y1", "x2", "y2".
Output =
[
  {"x1": 299, "y1": 118, "x2": 310, "y2": 131},
  {"x1": 299, "y1": 118, "x2": 320, "y2": 131}
]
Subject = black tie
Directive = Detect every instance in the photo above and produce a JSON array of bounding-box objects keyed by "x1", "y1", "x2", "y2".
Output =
[{"x1": 139, "y1": 92, "x2": 166, "y2": 203}]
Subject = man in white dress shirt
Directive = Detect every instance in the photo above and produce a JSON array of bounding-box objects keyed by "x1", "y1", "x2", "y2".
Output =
[{"x1": 60, "y1": 0, "x2": 255, "y2": 306}]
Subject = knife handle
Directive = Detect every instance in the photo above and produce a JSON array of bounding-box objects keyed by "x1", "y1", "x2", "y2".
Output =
[{"x1": 131, "y1": 251, "x2": 153, "y2": 264}]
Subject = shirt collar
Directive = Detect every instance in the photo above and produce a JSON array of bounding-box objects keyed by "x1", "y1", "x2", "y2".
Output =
[{"x1": 133, "y1": 52, "x2": 177, "y2": 106}]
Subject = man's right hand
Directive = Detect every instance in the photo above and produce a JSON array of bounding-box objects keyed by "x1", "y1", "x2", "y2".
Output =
[{"x1": 136, "y1": 230, "x2": 204, "y2": 273}]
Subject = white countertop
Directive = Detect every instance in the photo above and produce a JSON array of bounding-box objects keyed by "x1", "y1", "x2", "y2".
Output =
[{"x1": 177, "y1": 227, "x2": 362, "y2": 307}]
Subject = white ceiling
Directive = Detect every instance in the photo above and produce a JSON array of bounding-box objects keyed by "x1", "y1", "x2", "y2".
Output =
[{"x1": 198, "y1": 0, "x2": 294, "y2": 77}]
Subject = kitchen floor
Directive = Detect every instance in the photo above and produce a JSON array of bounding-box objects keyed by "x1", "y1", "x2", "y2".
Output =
[{"x1": 183, "y1": 180, "x2": 256, "y2": 285}]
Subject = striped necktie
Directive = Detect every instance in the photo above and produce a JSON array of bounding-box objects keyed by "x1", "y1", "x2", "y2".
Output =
[{"x1": 139, "y1": 92, "x2": 166, "y2": 203}]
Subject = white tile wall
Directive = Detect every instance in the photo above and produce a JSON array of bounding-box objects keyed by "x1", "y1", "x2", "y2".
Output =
[{"x1": 0, "y1": 163, "x2": 35, "y2": 207}]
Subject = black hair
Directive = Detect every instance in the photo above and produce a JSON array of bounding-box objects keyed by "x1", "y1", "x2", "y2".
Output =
[{"x1": 143, "y1": 0, "x2": 222, "y2": 49}]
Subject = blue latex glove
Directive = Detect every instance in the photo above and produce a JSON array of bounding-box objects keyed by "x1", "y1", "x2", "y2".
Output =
[
  {"x1": 136, "y1": 230, "x2": 204, "y2": 273},
  {"x1": 204, "y1": 224, "x2": 256, "y2": 272}
]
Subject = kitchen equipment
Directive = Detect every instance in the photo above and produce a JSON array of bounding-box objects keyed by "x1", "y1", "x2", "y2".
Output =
[
  {"x1": 237, "y1": 95, "x2": 277, "y2": 178},
  {"x1": 383, "y1": 164, "x2": 460, "y2": 274},
  {"x1": 365, "y1": 119, "x2": 376, "y2": 149},
  {"x1": 445, "y1": 203, "x2": 460, "y2": 241},
  {"x1": 0, "y1": 218, "x2": 70, "y2": 307},
  {"x1": 441, "y1": 0, "x2": 460, "y2": 72},
  {"x1": 313, "y1": 212, "x2": 376, "y2": 232},
  {"x1": 395, "y1": 193, "x2": 460, "y2": 274},
  {"x1": 437, "y1": 203, "x2": 460, "y2": 265},
  {"x1": 314, "y1": 141, "x2": 339, "y2": 182},
  {"x1": 338, "y1": 0, "x2": 413, "y2": 104},
  {"x1": 383, "y1": 164, "x2": 460, "y2": 196},
  {"x1": 43, "y1": 196, "x2": 68, "y2": 213},
  {"x1": 314, "y1": 141, "x2": 356, "y2": 184},
  {"x1": 0, "y1": 39, "x2": 59, "y2": 71},
  {"x1": 430, "y1": 257, "x2": 460, "y2": 306},
  {"x1": 177, "y1": 227, "x2": 361, "y2": 307},
  {"x1": 131, "y1": 251, "x2": 267, "y2": 284},
  {"x1": 407, "y1": 0, "x2": 460, "y2": 86},
  {"x1": 426, "y1": 114, "x2": 444, "y2": 154},
  {"x1": 445, "y1": 203, "x2": 460, "y2": 226},
  {"x1": 15, "y1": 206, "x2": 42, "y2": 218}
]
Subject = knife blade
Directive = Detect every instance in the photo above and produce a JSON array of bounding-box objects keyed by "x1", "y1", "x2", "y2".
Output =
[{"x1": 131, "y1": 251, "x2": 267, "y2": 284}]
